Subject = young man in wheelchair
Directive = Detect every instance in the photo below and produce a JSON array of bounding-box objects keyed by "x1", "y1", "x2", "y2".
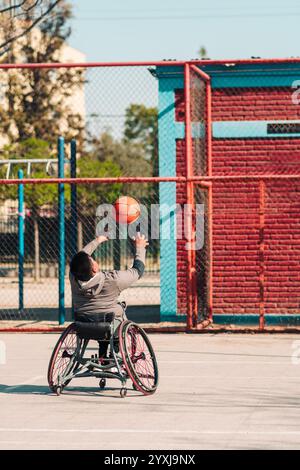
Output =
[{"x1": 69, "y1": 232, "x2": 148, "y2": 361}]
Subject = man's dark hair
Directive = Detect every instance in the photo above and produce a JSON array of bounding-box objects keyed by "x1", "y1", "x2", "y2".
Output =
[{"x1": 70, "y1": 251, "x2": 93, "y2": 281}]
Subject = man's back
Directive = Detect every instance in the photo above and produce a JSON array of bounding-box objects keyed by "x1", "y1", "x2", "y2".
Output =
[{"x1": 69, "y1": 235, "x2": 147, "y2": 321}]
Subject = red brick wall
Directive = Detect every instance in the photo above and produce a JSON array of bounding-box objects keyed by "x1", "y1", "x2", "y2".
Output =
[
  {"x1": 212, "y1": 180, "x2": 260, "y2": 314},
  {"x1": 175, "y1": 87, "x2": 300, "y2": 121},
  {"x1": 175, "y1": 89, "x2": 185, "y2": 122},
  {"x1": 212, "y1": 87, "x2": 300, "y2": 121},
  {"x1": 264, "y1": 181, "x2": 300, "y2": 314},
  {"x1": 213, "y1": 139, "x2": 300, "y2": 175},
  {"x1": 175, "y1": 86, "x2": 300, "y2": 315}
]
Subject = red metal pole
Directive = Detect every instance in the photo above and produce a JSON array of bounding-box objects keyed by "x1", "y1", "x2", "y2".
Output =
[
  {"x1": 0, "y1": 176, "x2": 186, "y2": 185},
  {"x1": 207, "y1": 183, "x2": 213, "y2": 322},
  {"x1": 0, "y1": 57, "x2": 299, "y2": 70},
  {"x1": 190, "y1": 174, "x2": 300, "y2": 181},
  {"x1": 4, "y1": 174, "x2": 300, "y2": 185},
  {"x1": 191, "y1": 67, "x2": 213, "y2": 325},
  {"x1": 189, "y1": 65, "x2": 212, "y2": 326},
  {"x1": 206, "y1": 79, "x2": 213, "y2": 323},
  {"x1": 0, "y1": 61, "x2": 188, "y2": 69},
  {"x1": 259, "y1": 180, "x2": 265, "y2": 330},
  {"x1": 206, "y1": 82, "x2": 212, "y2": 177},
  {"x1": 184, "y1": 63, "x2": 195, "y2": 330},
  {"x1": 190, "y1": 64, "x2": 210, "y2": 82}
]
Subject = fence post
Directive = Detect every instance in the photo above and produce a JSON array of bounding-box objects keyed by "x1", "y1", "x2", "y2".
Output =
[
  {"x1": 206, "y1": 80, "x2": 213, "y2": 323},
  {"x1": 70, "y1": 139, "x2": 77, "y2": 253},
  {"x1": 18, "y1": 169, "x2": 24, "y2": 313},
  {"x1": 113, "y1": 224, "x2": 121, "y2": 270},
  {"x1": 184, "y1": 63, "x2": 195, "y2": 329},
  {"x1": 58, "y1": 136, "x2": 65, "y2": 325},
  {"x1": 70, "y1": 139, "x2": 77, "y2": 320},
  {"x1": 259, "y1": 180, "x2": 265, "y2": 330}
]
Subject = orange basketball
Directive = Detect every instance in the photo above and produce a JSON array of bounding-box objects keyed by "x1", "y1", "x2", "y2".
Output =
[{"x1": 114, "y1": 196, "x2": 141, "y2": 224}]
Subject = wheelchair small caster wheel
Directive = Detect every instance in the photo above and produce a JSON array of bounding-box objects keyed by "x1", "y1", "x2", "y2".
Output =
[
  {"x1": 55, "y1": 386, "x2": 62, "y2": 396},
  {"x1": 99, "y1": 379, "x2": 106, "y2": 389},
  {"x1": 120, "y1": 387, "x2": 127, "y2": 398}
]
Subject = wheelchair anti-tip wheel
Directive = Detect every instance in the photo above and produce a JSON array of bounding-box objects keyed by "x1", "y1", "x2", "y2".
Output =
[
  {"x1": 119, "y1": 321, "x2": 158, "y2": 395},
  {"x1": 99, "y1": 378, "x2": 106, "y2": 389},
  {"x1": 47, "y1": 324, "x2": 79, "y2": 392}
]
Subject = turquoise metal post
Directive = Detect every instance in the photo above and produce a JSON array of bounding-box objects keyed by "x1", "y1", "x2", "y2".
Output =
[
  {"x1": 70, "y1": 139, "x2": 77, "y2": 254},
  {"x1": 70, "y1": 139, "x2": 77, "y2": 319},
  {"x1": 58, "y1": 137, "x2": 65, "y2": 324},
  {"x1": 18, "y1": 169, "x2": 24, "y2": 312}
]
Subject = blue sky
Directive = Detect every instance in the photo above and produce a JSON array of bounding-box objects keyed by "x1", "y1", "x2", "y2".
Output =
[{"x1": 69, "y1": 0, "x2": 300, "y2": 61}]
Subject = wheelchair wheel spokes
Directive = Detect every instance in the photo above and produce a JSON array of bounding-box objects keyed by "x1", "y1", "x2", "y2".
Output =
[
  {"x1": 47, "y1": 324, "x2": 78, "y2": 391},
  {"x1": 129, "y1": 334, "x2": 155, "y2": 390},
  {"x1": 127, "y1": 328, "x2": 137, "y2": 356},
  {"x1": 119, "y1": 321, "x2": 158, "y2": 395}
]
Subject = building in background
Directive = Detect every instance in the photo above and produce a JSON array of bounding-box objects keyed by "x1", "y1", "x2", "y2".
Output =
[{"x1": 157, "y1": 61, "x2": 300, "y2": 321}]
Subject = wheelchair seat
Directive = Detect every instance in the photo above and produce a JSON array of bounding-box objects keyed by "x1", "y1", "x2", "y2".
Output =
[{"x1": 74, "y1": 312, "x2": 115, "y2": 341}]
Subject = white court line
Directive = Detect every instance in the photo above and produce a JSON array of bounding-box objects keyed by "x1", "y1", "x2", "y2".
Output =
[
  {"x1": 162, "y1": 375, "x2": 300, "y2": 379},
  {"x1": 1, "y1": 428, "x2": 300, "y2": 435},
  {"x1": 159, "y1": 361, "x2": 291, "y2": 364},
  {"x1": 3, "y1": 375, "x2": 43, "y2": 392}
]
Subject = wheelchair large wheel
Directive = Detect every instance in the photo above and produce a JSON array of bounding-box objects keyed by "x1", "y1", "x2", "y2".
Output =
[
  {"x1": 119, "y1": 321, "x2": 158, "y2": 395},
  {"x1": 47, "y1": 323, "x2": 79, "y2": 392}
]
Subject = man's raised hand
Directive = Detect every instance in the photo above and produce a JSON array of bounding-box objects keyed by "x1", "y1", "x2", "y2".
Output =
[{"x1": 133, "y1": 232, "x2": 149, "y2": 249}]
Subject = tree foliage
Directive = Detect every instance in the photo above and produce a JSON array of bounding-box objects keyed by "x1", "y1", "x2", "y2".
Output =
[
  {"x1": 198, "y1": 46, "x2": 208, "y2": 58},
  {"x1": 0, "y1": 0, "x2": 84, "y2": 148},
  {"x1": 0, "y1": 137, "x2": 63, "y2": 211},
  {"x1": 124, "y1": 104, "x2": 158, "y2": 176},
  {"x1": 77, "y1": 156, "x2": 122, "y2": 212},
  {"x1": 0, "y1": 0, "x2": 64, "y2": 57}
]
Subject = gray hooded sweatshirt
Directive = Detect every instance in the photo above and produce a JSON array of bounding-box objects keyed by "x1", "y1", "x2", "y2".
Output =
[{"x1": 69, "y1": 238, "x2": 146, "y2": 321}]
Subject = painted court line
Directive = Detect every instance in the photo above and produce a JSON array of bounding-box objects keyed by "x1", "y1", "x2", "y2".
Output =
[
  {"x1": 159, "y1": 360, "x2": 292, "y2": 364},
  {"x1": 162, "y1": 375, "x2": 300, "y2": 379},
  {"x1": 1, "y1": 428, "x2": 300, "y2": 435}
]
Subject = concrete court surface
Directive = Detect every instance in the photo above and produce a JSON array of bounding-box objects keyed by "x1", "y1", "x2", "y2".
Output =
[{"x1": 1, "y1": 333, "x2": 300, "y2": 450}]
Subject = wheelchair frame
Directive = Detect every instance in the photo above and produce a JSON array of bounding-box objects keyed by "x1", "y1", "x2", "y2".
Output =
[{"x1": 47, "y1": 319, "x2": 158, "y2": 398}]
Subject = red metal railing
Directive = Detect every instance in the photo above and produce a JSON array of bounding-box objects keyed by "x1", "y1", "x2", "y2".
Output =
[
  {"x1": 0, "y1": 57, "x2": 300, "y2": 70},
  {"x1": 184, "y1": 63, "x2": 194, "y2": 329}
]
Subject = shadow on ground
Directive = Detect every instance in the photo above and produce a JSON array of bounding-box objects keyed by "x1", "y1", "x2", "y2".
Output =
[{"x1": 0, "y1": 383, "x2": 143, "y2": 399}]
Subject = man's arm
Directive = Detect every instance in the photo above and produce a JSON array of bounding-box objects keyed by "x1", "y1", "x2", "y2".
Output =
[
  {"x1": 81, "y1": 236, "x2": 108, "y2": 256},
  {"x1": 115, "y1": 234, "x2": 148, "y2": 292}
]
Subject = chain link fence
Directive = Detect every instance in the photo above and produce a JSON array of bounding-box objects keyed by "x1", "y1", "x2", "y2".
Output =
[
  {"x1": 0, "y1": 64, "x2": 164, "y2": 326},
  {"x1": 208, "y1": 64, "x2": 300, "y2": 326},
  {"x1": 0, "y1": 178, "x2": 165, "y2": 324},
  {"x1": 1, "y1": 60, "x2": 300, "y2": 329}
]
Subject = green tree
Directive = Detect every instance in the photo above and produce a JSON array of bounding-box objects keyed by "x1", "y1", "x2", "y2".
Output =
[
  {"x1": 88, "y1": 130, "x2": 153, "y2": 200},
  {"x1": 0, "y1": 0, "x2": 84, "y2": 148},
  {"x1": 90, "y1": 131, "x2": 152, "y2": 176},
  {"x1": 123, "y1": 104, "x2": 159, "y2": 261},
  {"x1": 77, "y1": 156, "x2": 122, "y2": 211},
  {"x1": 198, "y1": 46, "x2": 208, "y2": 58},
  {"x1": 0, "y1": 1, "x2": 64, "y2": 57},
  {"x1": 124, "y1": 104, "x2": 158, "y2": 176},
  {"x1": 0, "y1": 138, "x2": 64, "y2": 280},
  {"x1": 76, "y1": 156, "x2": 122, "y2": 256}
]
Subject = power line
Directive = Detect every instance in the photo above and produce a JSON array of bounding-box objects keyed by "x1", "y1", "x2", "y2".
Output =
[
  {"x1": 72, "y1": 12, "x2": 300, "y2": 21},
  {"x1": 76, "y1": 4, "x2": 300, "y2": 14}
]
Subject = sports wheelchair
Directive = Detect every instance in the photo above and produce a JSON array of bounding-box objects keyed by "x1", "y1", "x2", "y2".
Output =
[{"x1": 47, "y1": 310, "x2": 159, "y2": 398}]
